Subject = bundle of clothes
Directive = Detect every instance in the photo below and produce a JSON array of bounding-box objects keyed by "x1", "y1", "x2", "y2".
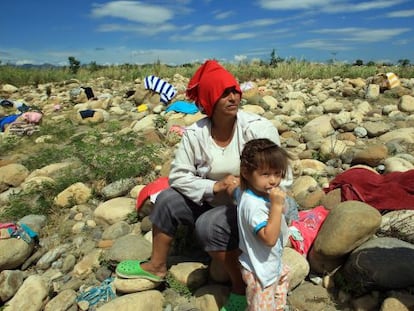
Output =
[{"x1": 0, "y1": 99, "x2": 43, "y2": 136}]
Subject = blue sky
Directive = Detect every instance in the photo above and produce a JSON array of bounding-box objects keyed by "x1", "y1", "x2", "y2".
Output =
[{"x1": 2, "y1": 0, "x2": 413, "y2": 66}]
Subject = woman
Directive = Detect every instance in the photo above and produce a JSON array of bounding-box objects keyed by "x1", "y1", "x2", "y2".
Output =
[{"x1": 116, "y1": 60, "x2": 294, "y2": 311}]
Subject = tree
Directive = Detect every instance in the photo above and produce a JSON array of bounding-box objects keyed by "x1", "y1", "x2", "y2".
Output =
[
  {"x1": 353, "y1": 59, "x2": 364, "y2": 66},
  {"x1": 397, "y1": 59, "x2": 410, "y2": 67},
  {"x1": 269, "y1": 49, "x2": 283, "y2": 66},
  {"x1": 88, "y1": 61, "x2": 100, "y2": 72},
  {"x1": 68, "y1": 56, "x2": 80, "y2": 74}
]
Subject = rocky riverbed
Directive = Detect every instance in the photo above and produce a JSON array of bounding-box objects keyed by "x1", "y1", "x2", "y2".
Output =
[{"x1": 0, "y1": 73, "x2": 414, "y2": 311}]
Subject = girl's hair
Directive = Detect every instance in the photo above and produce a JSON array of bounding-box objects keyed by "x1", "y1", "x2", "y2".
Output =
[{"x1": 240, "y1": 138, "x2": 290, "y2": 190}]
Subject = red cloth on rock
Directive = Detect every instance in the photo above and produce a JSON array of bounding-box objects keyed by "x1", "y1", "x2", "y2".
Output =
[
  {"x1": 186, "y1": 60, "x2": 241, "y2": 117},
  {"x1": 136, "y1": 177, "x2": 170, "y2": 210},
  {"x1": 324, "y1": 168, "x2": 414, "y2": 210}
]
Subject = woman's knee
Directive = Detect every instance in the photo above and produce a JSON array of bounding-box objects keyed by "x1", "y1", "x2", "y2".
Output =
[{"x1": 195, "y1": 206, "x2": 238, "y2": 251}]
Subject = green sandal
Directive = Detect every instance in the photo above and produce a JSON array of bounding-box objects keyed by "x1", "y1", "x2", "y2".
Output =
[
  {"x1": 115, "y1": 260, "x2": 163, "y2": 282},
  {"x1": 220, "y1": 293, "x2": 247, "y2": 311}
]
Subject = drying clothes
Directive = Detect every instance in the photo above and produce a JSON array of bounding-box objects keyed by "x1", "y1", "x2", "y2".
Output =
[
  {"x1": 324, "y1": 167, "x2": 414, "y2": 210},
  {"x1": 8, "y1": 122, "x2": 40, "y2": 136},
  {"x1": 144, "y1": 75, "x2": 177, "y2": 104},
  {"x1": 76, "y1": 277, "x2": 115, "y2": 306},
  {"x1": 385, "y1": 72, "x2": 401, "y2": 89},
  {"x1": 79, "y1": 109, "x2": 95, "y2": 119},
  {"x1": 165, "y1": 100, "x2": 199, "y2": 114},
  {"x1": 288, "y1": 205, "x2": 330, "y2": 256},
  {"x1": 135, "y1": 177, "x2": 170, "y2": 210},
  {"x1": 0, "y1": 99, "x2": 14, "y2": 108},
  {"x1": 21, "y1": 111, "x2": 43, "y2": 123},
  {"x1": 0, "y1": 114, "x2": 21, "y2": 131},
  {"x1": 81, "y1": 86, "x2": 95, "y2": 100},
  {"x1": 168, "y1": 125, "x2": 186, "y2": 136},
  {"x1": 0, "y1": 222, "x2": 38, "y2": 243}
]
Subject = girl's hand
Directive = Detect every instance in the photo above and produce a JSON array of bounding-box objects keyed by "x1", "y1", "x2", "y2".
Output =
[{"x1": 268, "y1": 187, "x2": 286, "y2": 208}]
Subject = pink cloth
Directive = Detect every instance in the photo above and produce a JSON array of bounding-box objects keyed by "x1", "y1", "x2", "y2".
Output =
[
  {"x1": 289, "y1": 206, "x2": 329, "y2": 256},
  {"x1": 22, "y1": 111, "x2": 42, "y2": 123},
  {"x1": 169, "y1": 125, "x2": 186, "y2": 136},
  {"x1": 324, "y1": 168, "x2": 414, "y2": 210}
]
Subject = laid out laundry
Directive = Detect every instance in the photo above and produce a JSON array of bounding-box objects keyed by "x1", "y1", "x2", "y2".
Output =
[
  {"x1": 0, "y1": 114, "x2": 21, "y2": 132},
  {"x1": 79, "y1": 109, "x2": 96, "y2": 119},
  {"x1": 324, "y1": 167, "x2": 414, "y2": 211},
  {"x1": 76, "y1": 277, "x2": 116, "y2": 306},
  {"x1": 0, "y1": 222, "x2": 38, "y2": 243},
  {"x1": 288, "y1": 206, "x2": 330, "y2": 256},
  {"x1": 135, "y1": 177, "x2": 169, "y2": 211},
  {"x1": 144, "y1": 75, "x2": 177, "y2": 104},
  {"x1": 166, "y1": 100, "x2": 199, "y2": 114}
]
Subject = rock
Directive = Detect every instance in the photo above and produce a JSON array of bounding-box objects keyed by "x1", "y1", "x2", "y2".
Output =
[
  {"x1": 342, "y1": 237, "x2": 414, "y2": 292},
  {"x1": 3, "y1": 275, "x2": 49, "y2": 311},
  {"x1": 96, "y1": 290, "x2": 164, "y2": 311}
]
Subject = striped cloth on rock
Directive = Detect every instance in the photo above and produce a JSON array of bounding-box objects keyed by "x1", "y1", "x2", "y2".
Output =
[{"x1": 144, "y1": 75, "x2": 177, "y2": 104}]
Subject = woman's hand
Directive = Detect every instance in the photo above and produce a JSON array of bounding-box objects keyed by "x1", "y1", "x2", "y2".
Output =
[{"x1": 213, "y1": 174, "x2": 240, "y2": 194}]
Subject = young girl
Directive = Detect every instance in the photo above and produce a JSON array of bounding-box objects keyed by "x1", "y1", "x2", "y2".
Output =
[{"x1": 235, "y1": 138, "x2": 291, "y2": 311}]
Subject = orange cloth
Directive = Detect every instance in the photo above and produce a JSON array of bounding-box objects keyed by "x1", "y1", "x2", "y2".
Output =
[{"x1": 186, "y1": 60, "x2": 241, "y2": 117}]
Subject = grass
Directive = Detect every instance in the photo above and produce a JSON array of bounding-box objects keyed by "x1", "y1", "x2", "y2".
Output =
[
  {"x1": 0, "y1": 118, "x2": 165, "y2": 222},
  {"x1": 166, "y1": 273, "x2": 193, "y2": 298},
  {"x1": 1, "y1": 61, "x2": 413, "y2": 87}
]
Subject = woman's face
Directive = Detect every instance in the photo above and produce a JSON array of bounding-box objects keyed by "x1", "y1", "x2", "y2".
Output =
[{"x1": 212, "y1": 87, "x2": 241, "y2": 118}]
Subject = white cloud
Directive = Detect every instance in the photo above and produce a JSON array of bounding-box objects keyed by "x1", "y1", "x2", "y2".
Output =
[
  {"x1": 313, "y1": 27, "x2": 410, "y2": 42},
  {"x1": 172, "y1": 18, "x2": 281, "y2": 42},
  {"x1": 323, "y1": 0, "x2": 404, "y2": 13},
  {"x1": 97, "y1": 22, "x2": 178, "y2": 35},
  {"x1": 293, "y1": 39, "x2": 351, "y2": 51},
  {"x1": 215, "y1": 11, "x2": 234, "y2": 19},
  {"x1": 258, "y1": 0, "x2": 332, "y2": 10},
  {"x1": 387, "y1": 9, "x2": 414, "y2": 17},
  {"x1": 258, "y1": 0, "x2": 404, "y2": 13},
  {"x1": 15, "y1": 59, "x2": 37, "y2": 65},
  {"x1": 91, "y1": 1, "x2": 174, "y2": 25},
  {"x1": 230, "y1": 33, "x2": 257, "y2": 40},
  {"x1": 234, "y1": 55, "x2": 247, "y2": 62}
]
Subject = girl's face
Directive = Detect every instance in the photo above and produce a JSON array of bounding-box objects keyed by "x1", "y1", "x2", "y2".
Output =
[
  {"x1": 212, "y1": 87, "x2": 240, "y2": 118},
  {"x1": 244, "y1": 167, "x2": 282, "y2": 197}
]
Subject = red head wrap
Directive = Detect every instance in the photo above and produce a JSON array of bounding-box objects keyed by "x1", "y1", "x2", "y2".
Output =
[{"x1": 186, "y1": 60, "x2": 241, "y2": 117}]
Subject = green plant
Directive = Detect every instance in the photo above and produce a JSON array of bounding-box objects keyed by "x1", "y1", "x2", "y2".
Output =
[
  {"x1": 0, "y1": 168, "x2": 89, "y2": 222},
  {"x1": 21, "y1": 145, "x2": 74, "y2": 171},
  {"x1": 104, "y1": 120, "x2": 123, "y2": 132},
  {"x1": 71, "y1": 135, "x2": 161, "y2": 183},
  {"x1": 0, "y1": 135, "x2": 20, "y2": 154},
  {"x1": 126, "y1": 211, "x2": 139, "y2": 224},
  {"x1": 165, "y1": 131, "x2": 182, "y2": 146},
  {"x1": 166, "y1": 273, "x2": 192, "y2": 298},
  {"x1": 153, "y1": 115, "x2": 167, "y2": 129},
  {"x1": 37, "y1": 119, "x2": 77, "y2": 142}
]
